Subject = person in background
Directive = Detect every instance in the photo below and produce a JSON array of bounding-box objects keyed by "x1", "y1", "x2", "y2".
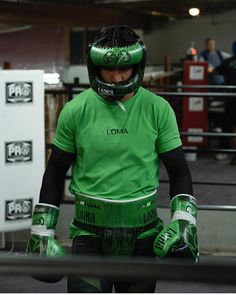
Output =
[
  {"x1": 201, "y1": 37, "x2": 230, "y2": 85},
  {"x1": 209, "y1": 41, "x2": 236, "y2": 164},
  {"x1": 27, "y1": 25, "x2": 199, "y2": 293},
  {"x1": 201, "y1": 37, "x2": 231, "y2": 160}
]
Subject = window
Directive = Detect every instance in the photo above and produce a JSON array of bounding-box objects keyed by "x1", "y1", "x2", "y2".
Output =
[{"x1": 70, "y1": 29, "x2": 100, "y2": 65}]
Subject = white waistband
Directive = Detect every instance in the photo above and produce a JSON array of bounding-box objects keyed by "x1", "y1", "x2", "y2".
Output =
[{"x1": 74, "y1": 189, "x2": 157, "y2": 203}]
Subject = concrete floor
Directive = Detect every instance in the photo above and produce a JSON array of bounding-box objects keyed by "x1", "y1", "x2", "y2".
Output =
[{"x1": 158, "y1": 154, "x2": 236, "y2": 207}]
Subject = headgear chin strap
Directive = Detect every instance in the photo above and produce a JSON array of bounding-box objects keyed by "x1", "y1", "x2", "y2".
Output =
[{"x1": 86, "y1": 26, "x2": 146, "y2": 102}]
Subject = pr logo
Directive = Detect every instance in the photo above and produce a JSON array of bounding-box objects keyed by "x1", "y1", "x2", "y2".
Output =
[
  {"x1": 5, "y1": 141, "x2": 32, "y2": 163},
  {"x1": 6, "y1": 82, "x2": 33, "y2": 103},
  {"x1": 5, "y1": 198, "x2": 33, "y2": 221}
]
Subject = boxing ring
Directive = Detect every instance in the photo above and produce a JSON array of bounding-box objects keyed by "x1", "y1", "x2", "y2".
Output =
[{"x1": 1, "y1": 79, "x2": 236, "y2": 292}]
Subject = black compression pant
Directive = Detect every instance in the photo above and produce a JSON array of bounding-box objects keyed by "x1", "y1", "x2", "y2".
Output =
[{"x1": 67, "y1": 235, "x2": 157, "y2": 293}]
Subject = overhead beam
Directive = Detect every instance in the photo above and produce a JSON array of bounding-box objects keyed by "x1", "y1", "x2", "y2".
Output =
[
  {"x1": 95, "y1": 0, "x2": 152, "y2": 3},
  {"x1": 94, "y1": 0, "x2": 236, "y2": 16},
  {"x1": 0, "y1": 1, "x2": 148, "y2": 28}
]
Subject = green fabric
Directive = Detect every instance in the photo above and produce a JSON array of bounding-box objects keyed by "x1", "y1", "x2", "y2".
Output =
[
  {"x1": 69, "y1": 222, "x2": 97, "y2": 239},
  {"x1": 71, "y1": 193, "x2": 162, "y2": 255},
  {"x1": 69, "y1": 219, "x2": 162, "y2": 241},
  {"x1": 70, "y1": 193, "x2": 162, "y2": 249},
  {"x1": 137, "y1": 226, "x2": 161, "y2": 239},
  {"x1": 73, "y1": 192, "x2": 158, "y2": 227},
  {"x1": 53, "y1": 87, "x2": 181, "y2": 200},
  {"x1": 90, "y1": 43, "x2": 143, "y2": 67}
]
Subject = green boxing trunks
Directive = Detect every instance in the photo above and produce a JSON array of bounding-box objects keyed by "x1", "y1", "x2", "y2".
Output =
[{"x1": 70, "y1": 191, "x2": 163, "y2": 255}]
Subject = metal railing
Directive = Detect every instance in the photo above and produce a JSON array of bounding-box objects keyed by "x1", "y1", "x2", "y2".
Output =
[
  {"x1": 1, "y1": 254, "x2": 236, "y2": 284},
  {"x1": 147, "y1": 83, "x2": 236, "y2": 90},
  {"x1": 156, "y1": 91, "x2": 236, "y2": 98}
]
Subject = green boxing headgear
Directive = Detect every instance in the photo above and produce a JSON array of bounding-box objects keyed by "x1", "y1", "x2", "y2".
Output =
[
  {"x1": 90, "y1": 43, "x2": 143, "y2": 67},
  {"x1": 86, "y1": 25, "x2": 146, "y2": 101}
]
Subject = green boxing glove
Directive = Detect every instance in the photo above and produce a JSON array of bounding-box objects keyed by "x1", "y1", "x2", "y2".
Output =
[
  {"x1": 27, "y1": 203, "x2": 65, "y2": 282},
  {"x1": 153, "y1": 194, "x2": 199, "y2": 262}
]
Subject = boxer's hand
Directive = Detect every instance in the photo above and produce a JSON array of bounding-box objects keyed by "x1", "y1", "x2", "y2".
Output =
[
  {"x1": 153, "y1": 194, "x2": 199, "y2": 262},
  {"x1": 27, "y1": 203, "x2": 65, "y2": 282}
]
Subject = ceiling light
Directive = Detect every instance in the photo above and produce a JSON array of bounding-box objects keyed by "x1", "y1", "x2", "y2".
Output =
[
  {"x1": 189, "y1": 7, "x2": 200, "y2": 16},
  {"x1": 151, "y1": 11, "x2": 161, "y2": 16}
]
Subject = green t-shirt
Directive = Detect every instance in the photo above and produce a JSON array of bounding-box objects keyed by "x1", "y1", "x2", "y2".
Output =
[{"x1": 53, "y1": 87, "x2": 181, "y2": 200}]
